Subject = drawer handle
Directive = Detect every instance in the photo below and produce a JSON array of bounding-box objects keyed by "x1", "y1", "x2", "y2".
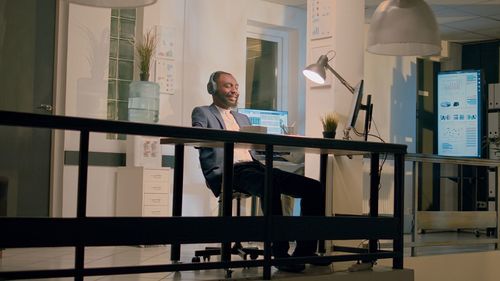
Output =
[
  {"x1": 152, "y1": 210, "x2": 161, "y2": 214},
  {"x1": 152, "y1": 199, "x2": 161, "y2": 203},
  {"x1": 151, "y1": 186, "x2": 161, "y2": 190}
]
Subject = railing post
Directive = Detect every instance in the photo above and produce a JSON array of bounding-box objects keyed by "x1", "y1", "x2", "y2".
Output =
[
  {"x1": 263, "y1": 144, "x2": 274, "y2": 280},
  {"x1": 75, "y1": 130, "x2": 89, "y2": 281},
  {"x1": 393, "y1": 153, "x2": 405, "y2": 269},
  {"x1": 369, "y1": 153, "x2": 380, "y2": 257},
  {"x1": 319, "y1": 153, "x2": 328, "y2": 254},
  {"x1": 221, "y1": 142, "x2": 234, "y2": 263}
]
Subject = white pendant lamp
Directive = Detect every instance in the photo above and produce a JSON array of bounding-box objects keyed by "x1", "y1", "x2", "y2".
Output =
[
  {"x1": 367, "y1": 0, "x2": 441, "y2": 56},
  {"x1": 70, "y1": 0, "x2": 158, "y2": 8}
]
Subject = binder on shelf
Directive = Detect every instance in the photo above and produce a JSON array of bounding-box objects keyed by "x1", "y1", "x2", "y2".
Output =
[{"x1": 488, "y1": 112, "x2": 499, "y2": 139}]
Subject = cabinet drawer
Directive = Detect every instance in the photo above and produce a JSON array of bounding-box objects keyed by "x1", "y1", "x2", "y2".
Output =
[
  {"x1": 144, "y1": 169, "x2": 170, "y2": 183},
  {"x1": 143, "y1": 181, "x2": 168, "y2": 193},
  {"x1": 144, "y1": 193, "x2": 169, "y2": 206},
  {"x1": 143, "y1": 206, "x2": 169, "y2": 217}
]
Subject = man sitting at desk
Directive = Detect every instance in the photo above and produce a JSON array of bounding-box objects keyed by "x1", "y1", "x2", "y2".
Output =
[{"x1": 191, "y1": 71, "x2": 329, "y2": 273}]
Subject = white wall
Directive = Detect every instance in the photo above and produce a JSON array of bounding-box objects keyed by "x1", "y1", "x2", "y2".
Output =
[
  {"x1": 181, "y1": 0, "x2": 307, "y2": 216},
  {"x1": 60, "y1": 0, "x2": 306, "y2": 217},
  {"x1": 305, "y1": 0, "x2": 365, "y2": 217},
  {"x1": 362, "y1": 23, "x2": 418, "y2": 215}
]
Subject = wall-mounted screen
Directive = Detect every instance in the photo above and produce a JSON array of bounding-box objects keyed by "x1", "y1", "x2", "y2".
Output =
[
  {"x1": 237, "y1": 108, "x2": 288, "y2": 135},
  {"x1": 437, "y1": 69, "x2": 482, "y2": 157}
]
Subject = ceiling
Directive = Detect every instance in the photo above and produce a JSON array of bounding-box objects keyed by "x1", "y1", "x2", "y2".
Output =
[{"x1": 263, "y1": 0, "x2": 500, "y2": 43}]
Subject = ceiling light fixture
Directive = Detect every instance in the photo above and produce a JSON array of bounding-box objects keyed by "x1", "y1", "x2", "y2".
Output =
[
  {"x1": 70, "y1": 0, "x2": 158, "y2": 8},
  {"x1": 367, "y1": 0, "x2": 441, "y2": 56}
]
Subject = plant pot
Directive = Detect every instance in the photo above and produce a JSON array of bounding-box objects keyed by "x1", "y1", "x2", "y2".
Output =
[
  {"x1": 322, "y1": 131, "x2": 336, "y2": 139},
  {"x1": 140, "y1": 72, "x2": 150, "y2": 81}
]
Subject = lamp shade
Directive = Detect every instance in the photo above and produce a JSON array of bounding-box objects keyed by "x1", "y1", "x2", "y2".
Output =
[
  {"x1": 367, "y1": 0, "x2": 441, "y2": 56},
  {"x1": 302, "y1": 55, "x2": 328, "y2": 84},
  {"x1": 70, "y1": 0, "x2": 157, "y2": 8}
]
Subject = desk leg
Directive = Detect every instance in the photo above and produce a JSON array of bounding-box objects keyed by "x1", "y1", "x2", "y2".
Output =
[
  {"x1": 221, "y1": 143, "x2": 234, "y2": 263},
  {"x1": 263, "y1": 144, "x2": 274, "y2": 280},
  {"x1": 170, "y1": 144, "x2": 184, "y2": 262},
  {"x1": 393, "y1": 153, "x2": 405, "y2": 269},
  {"x1": 319, "y1": 153, "x2": 328, "y2": 254},
  {"x1": 369, "y1": 153, "x2": 380, "y2": 259}
]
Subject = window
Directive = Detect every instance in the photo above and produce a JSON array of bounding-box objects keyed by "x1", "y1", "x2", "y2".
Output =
[
  {"x1": 107, "y1": 8, "x2": 136, "y2": 139},
  {"x1": 246, "y1": 37, "x2": 278, "y2": 110},
  {"x1": 245, "y1": 27, "x2": 287, "y2": 111}
]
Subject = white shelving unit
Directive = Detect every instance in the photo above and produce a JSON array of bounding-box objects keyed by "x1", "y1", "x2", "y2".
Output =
[{"x1": 116, "y1": 167, "x2": 172, "y2": 217}]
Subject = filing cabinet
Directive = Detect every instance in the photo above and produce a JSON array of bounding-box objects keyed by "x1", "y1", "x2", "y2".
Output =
[{"x1": 116, "y1": 167, "x2": 172, "y2": 216}]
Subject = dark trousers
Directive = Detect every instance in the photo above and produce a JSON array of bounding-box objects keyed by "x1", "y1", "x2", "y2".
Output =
[{"x1": 233, "y1": 161, "x2": 325, "y2": 257}]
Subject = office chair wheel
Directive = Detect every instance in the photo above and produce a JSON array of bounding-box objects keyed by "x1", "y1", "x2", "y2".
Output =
[
  {"x1": 203, "y1": 255, "x2": 211, "y2": 262},
  {"x1": 225, "y1": 269, "x2": 233, "y2": 279},
  {"x1": 192, "y1": 256, "x2": 201, "y2": 263},
  {"x1": 250, "y1": 253, "x2": 259, "y2": 260}
]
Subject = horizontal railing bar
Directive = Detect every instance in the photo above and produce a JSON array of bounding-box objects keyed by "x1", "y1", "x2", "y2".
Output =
[
  {"x1": 0, "y1": 110, "x2": 406, "y2": 154},
  {"x1": 0, "y1": 260, "x2": 265, "y2": 280},
  {"x1": 0, "y1": 216, "x2": 400, "y2": 248},
  {"x1": 0, "y1": 251, "x2": 399, "y2": 280}
]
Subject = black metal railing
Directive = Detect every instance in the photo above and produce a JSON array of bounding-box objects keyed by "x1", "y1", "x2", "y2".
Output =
[{"x1": 0, "y1": 110, "x2": 406, "y2": 280}]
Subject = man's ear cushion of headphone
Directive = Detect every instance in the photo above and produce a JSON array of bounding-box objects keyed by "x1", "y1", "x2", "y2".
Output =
[{"x1": 207, "y1": 72, "x2": 217, "y2": 95}]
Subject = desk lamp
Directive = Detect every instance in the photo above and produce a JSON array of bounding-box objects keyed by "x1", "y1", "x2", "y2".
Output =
[{"x1": 303, "y1": 53, "x2": 372, "y2": 141}]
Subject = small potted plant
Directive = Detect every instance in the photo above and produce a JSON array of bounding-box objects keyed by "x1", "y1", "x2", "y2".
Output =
[
  {"x1": 320, "y1": 112, "x2": 339, "y2": 138},
  {"x1": 135, "y1": 29, "x2": 158, "y2": 81}
]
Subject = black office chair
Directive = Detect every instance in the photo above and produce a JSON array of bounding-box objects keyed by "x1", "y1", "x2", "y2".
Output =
[{"x1": 191, "y1": 191, "x2": 264, "y2": 262}]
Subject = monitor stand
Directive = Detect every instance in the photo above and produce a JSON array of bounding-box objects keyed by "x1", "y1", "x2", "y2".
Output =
[
  {"x1": 361, "y1": 94, "x2": 373, "y2": 141},
  {"x1": 343, "y1": 94, "x2": 373, "y2": 141}
]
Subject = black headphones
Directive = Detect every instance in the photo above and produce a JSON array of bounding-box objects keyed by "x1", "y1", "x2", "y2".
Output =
[{"x1": 207, "y1": 71, "x2": 219, "y2": 95}]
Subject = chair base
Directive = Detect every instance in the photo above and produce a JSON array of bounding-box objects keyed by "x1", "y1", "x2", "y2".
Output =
[{"x1": 192, "y1": 242, "x2": 264, "y2": 262}]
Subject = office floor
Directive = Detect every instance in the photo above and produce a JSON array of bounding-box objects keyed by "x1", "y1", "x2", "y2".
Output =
[
  {"x1": 0, "y1": 243, "x2": 336, "y2": 281},
  {"x1": 0, "y1": 231, "x2": 495, "y2": 281}
]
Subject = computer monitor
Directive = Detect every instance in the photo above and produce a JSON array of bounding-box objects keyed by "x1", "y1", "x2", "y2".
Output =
[
  {"x1": 346, "y1": 80, "x2": 364, "y2": 130},
  {"x1": 237, "y1": 108, "x2": 288, "y2": 135},
  {"x1": 344, "y1": 80, "x2": 371, "y2": 140},
  {"x1": 437, "y1": 69, "x2": 483, "y2": 157}
]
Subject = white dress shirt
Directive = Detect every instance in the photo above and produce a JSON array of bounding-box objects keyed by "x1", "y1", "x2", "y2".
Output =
[{"x1": 215, "y1": 106, "x2": 253, "y2": 163}]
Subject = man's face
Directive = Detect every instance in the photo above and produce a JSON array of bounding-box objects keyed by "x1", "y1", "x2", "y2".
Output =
[{"x1": 213, "y1": 73, "x2": 239, "y2": 109}]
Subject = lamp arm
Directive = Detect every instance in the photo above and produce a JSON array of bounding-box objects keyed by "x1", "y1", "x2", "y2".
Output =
[{"x1": 325, "y1": 63, "x2": 355, "y2": 94}]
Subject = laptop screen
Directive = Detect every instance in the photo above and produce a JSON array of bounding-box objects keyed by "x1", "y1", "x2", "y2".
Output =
[{"x1": 237, "y1": 108, "x2": 288, "y2": 135}]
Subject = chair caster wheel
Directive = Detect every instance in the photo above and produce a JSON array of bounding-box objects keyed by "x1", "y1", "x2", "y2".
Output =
[
  {"x1": 203, "y1": 256, "x2": 210, "y2": 262},
  {"x1": 250, "y1": 253, "x2": 259, "y2": 260},
  {"x1": 192, "y1": 256, "x2": 201, "y2": 263},
  {"x1": 225, "y1": 269, "x2": 233, "y2": 278}
]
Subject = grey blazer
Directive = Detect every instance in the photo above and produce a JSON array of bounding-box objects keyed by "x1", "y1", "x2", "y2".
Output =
[{"x1": 191, "y1": 104, "x2": 252, "y2": 197}]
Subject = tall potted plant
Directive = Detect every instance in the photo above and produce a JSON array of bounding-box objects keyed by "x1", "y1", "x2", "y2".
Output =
[
  {"x1": 136, "y1": 29, "x2": 157, "y2": 81},
  {"x1": 128, "y1": 29, "x2": 160, "y2": 123}
]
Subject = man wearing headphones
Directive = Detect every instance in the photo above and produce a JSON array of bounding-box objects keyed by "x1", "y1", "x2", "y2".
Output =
[{"x1": 191, "y1": 71, "x2": 329, "y2": 273}]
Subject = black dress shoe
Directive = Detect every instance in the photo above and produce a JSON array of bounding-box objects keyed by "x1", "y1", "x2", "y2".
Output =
[
  {"x1": 275, "y1": 263, "x2": 306, "y2": 273},
  {"x1": 274, "y1": 253, "x2": 306, "y2": 273}
]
